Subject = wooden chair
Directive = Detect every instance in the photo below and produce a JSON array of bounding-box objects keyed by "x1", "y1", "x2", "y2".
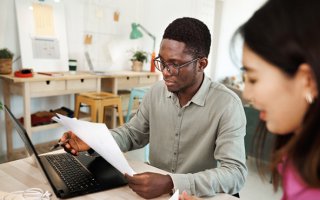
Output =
[{"x1": 74, "y1": 92, "x2": 124, "y2": 126}]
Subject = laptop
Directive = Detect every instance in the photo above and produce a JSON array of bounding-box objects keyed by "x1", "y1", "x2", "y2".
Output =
[
  {"x1": 85, "y1": 51, "x2": 108, "y2": 75},
  {"x1": 4, "y1": 105, "x2": 127, "y2": 199}
]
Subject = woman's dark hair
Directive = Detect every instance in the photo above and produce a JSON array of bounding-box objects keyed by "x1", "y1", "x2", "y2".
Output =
[
  {"x1": 237, "y1": 0, "x2": 320, "y2": 190},
  {"x1": 162, "y1": 17, "x2": 211, "y2": 58}
]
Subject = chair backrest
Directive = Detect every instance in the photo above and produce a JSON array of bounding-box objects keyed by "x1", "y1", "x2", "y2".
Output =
[
  {"x1": 126, "y1": 87, "x2": 150, "y2": 122},
  {"x1": 244, "y1": 105, "x2": 274, "y2": 162},
  {"x1": 244, "y1": 105, "x2": 260, "y2": 158}
]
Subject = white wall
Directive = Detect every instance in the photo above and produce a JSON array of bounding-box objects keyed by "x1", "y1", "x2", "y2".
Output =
[
  {"x1": 212, "y1": 0, "x2": 266, "y2": 81},
  {"x1": 0, "y1": 0, "x2": 264, "y2": 157},
  {"x1": 139, "y1": 0, "x2": 215, "y2": 75}
]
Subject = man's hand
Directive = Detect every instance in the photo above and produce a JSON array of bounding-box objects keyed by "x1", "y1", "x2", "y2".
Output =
[
  {"x1": 60, "y1": 131, "x2": 90, "y2": 155},
  {"x1": 125, "y1": 172, "x2": 173, "y2": 199}
]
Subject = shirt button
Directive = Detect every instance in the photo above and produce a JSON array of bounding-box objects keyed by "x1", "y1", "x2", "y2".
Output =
[
  {"x1": 175, "y1": 133, "x2": 178, "y2": 136},
  {"x1": 178, "y1": 113, "x2": 182, "y2": 117},
  {"x1": 171, "y1": 169, "x2": 175, "y2": 172},
  {"x1": 174, "y1": 152, "x2": 177, "y2": 155}
]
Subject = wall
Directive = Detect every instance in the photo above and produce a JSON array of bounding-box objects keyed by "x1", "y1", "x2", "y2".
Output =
[
  {"x1": 0, "y1": 0, "x2": 264, "y2": 157},
  {"x1": 212, "y1": 0, "x2": 266, "y2": 80}
]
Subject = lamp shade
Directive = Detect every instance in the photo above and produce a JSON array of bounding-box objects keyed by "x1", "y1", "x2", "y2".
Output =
[{"x1": 130, "y1": 23, "x2": 143, "y2": 39}]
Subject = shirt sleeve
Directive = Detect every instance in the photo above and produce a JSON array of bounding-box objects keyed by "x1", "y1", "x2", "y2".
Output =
[{"x1": 169, "y1": 98, "x2": 248, "y2": 196}]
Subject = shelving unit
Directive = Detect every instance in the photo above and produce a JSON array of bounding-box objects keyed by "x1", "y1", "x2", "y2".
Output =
[{"x1": 0, "y1": 71, "x2": 160, "y2": 160}]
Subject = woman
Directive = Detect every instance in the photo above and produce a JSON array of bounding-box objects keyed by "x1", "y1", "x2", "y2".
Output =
[
  {"x1": 240, "y1": 0, "x2": 320, "y2": 199},
  {"x1": 181, "y1": 0, "x2": 320, "y2": 199}
]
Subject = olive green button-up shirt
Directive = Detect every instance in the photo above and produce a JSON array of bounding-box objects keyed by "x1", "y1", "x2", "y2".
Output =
[{"x1": 111, "y1": 75, "x2": 247, "y2": 197}]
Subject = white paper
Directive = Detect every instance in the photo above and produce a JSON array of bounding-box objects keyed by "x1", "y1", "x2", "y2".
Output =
[
  {"x1": 169, "y1": 189, "x2": 179, "y2": 200},
  {"x1": 52, "y1": 114, "x2": 135, "y2": 176}
]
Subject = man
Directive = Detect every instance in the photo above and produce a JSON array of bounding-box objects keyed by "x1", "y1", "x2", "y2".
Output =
[{"x1": 61, "y1": 17, "x2": 247, "y2": 198}]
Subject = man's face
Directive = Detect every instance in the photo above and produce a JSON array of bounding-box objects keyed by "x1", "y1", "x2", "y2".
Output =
[{"x1": 158, "y1": 39, "x2": 200, "y2": 93}]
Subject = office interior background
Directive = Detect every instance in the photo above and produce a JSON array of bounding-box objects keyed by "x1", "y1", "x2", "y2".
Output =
[{"x1": 0, "y1": 0, "x2": 266, "y2": 167}]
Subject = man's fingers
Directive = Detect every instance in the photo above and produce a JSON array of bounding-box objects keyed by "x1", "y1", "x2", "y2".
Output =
[
  {"x1": 61, "y1": 131, "x2": 72, "y2": 141},
  {"x1": 125, "y1": 174, "x2": 146, "y2": 185}
]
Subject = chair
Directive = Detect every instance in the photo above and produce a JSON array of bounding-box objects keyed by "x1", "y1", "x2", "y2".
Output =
[
  {"x1": 244, "y1": 105, "x2": 260, "y2": 158},
  {"x1": 126, "y1": 87, "x2": 150, "y2": 162},
  {"x1": 74, "y1": 92, "x2": 124, "y2": 126},
  {"x1": 244, "y1": 105, "x2": 274, "y2": 161},
  {"x1": 125, "y1": 87, "x2": 150, "y2": 122}
]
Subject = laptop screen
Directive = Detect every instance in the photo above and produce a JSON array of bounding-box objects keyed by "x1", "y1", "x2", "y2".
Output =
[
  {"x1": 3, "y1": 105, "x2": 58, "y2": 190},
  {"x1": 85, "y1": 51, "x2": 94, "y2": 72},
  {"x1": 4, "y1": 105, "x2": 38, "y2": 158}
]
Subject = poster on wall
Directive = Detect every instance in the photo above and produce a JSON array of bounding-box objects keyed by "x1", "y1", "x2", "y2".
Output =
[{"x1": 15, "y1": 0, "x2": 68, "y2": 72}]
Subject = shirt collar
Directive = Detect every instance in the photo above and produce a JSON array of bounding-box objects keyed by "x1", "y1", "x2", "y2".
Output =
[{"x1": 165, "y1": 75, "x2": 211, "y2": 107}]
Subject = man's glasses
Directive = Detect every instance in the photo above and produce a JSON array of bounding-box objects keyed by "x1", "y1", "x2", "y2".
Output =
[{"x1": 153, "y1": 57, "x2": 200, "y2": 76}]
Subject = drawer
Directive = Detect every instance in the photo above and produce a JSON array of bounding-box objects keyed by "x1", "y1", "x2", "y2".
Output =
[
  {"x1": 30, "y1": 80, "x2": 66, "y2": 92},
  {"x1": 117, "y1": 77, "x2": 139, "y2": 90},
  {"x1": 139, "y1": 75, "x2": 158, "y2": 84},
  {"x1": 67, "y1": 78, "x2": 97, "y2": 91}
]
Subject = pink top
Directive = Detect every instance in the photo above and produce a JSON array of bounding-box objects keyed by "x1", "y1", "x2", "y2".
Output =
[{"x1": 279, "y1": 161, "x2": 320, "y2": 200}]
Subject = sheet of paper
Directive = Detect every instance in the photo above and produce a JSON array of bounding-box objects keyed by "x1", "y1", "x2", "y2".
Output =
[
  {"x1": 52, "y1": 114, "x2": 135, "y2": 176},
  {"x1": 169, "y1": 189, "x2": 179, "y2": 200}
]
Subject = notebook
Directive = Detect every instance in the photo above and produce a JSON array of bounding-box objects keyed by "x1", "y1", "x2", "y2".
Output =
[
  {"x1": 4, "y1": 105, "x2": 127, "y2": 199},
  {"x1": 85, "y1": 51, "x2": 108, "y2": 75}
]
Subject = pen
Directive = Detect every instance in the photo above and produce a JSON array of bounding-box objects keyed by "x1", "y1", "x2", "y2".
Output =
[
  {"x1": 38, "y1": 72, "x2": 53, "y2": 76},
  {"x1": 50, "y1": 139, "x2": 70, "y2": 151}
]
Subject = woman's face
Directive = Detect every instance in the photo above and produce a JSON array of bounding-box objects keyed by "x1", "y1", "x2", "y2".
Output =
[{"x1": 242, "y1": 45, "x2": 311, "y2": 135}]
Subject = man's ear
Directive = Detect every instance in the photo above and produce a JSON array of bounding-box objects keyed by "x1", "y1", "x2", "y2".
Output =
[
  {"x1": 198, "y1": 57, "x2": 208, "y2": 72},
  {"x1": 297, "y1": 63, "x2": 318, "y2": 98}
]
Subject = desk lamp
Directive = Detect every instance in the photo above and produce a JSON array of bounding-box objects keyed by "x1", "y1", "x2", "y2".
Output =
[{"x1": 130, "y1": 23, "x2": 156, "y2": 72}]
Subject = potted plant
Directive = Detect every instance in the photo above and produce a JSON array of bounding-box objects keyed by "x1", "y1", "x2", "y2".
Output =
[
  {"x1": 130, "y1": 50, "x2": 148, "y2": 72},
  {"x1": 0, "y1": 48, "x2": 14, "y2": 74}
]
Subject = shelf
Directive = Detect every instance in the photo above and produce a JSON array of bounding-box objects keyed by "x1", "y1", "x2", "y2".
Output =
[{"x1": 30, "y1": 115, "x2": 91, "y2": 133}]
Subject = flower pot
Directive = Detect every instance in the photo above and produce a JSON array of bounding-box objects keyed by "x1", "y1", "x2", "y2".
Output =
[
  {"x1": 132, "y1": 60, "x2": 143, "y2": 72},
  {"x1": 0, "y1": 59, "x2": 13, "y2": 74}
]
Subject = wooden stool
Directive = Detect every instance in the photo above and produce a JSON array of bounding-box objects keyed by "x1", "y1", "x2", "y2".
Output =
[{"x1": 74, "y1": 92, "x2": 124, "y2": 126}]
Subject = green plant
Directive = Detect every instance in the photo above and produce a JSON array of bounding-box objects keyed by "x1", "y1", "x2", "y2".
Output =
[
  {"x1": 131, "y1": 50, "x2": 148, "y2": 63},
  {"x1": 0, "y1": 48, "x2": 14, "y2": 59}
]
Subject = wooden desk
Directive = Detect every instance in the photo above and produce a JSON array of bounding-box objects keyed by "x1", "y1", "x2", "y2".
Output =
[
  {"x1": 0, "y1": 155, "x2": 237, "y2": 200},
  {"x1": 0, "y1": 71, "x2": 160, "y2": 160}
]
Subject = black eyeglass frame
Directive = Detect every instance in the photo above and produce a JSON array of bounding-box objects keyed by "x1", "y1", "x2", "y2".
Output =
[{"x1": 153, "y1": 56, "x2": 200, "y2": 75}]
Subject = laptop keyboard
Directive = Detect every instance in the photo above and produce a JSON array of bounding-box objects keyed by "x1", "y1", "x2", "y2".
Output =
[{"x1": 45, "y1": 153, "x2": 101, "y2": 193}]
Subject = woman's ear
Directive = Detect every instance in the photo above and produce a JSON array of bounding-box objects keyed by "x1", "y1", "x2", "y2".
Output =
[
  {"x1": 198, "y1": 57, "x2": 208, "y2": 72},
  {"x1": 297, "y1": 63, "x2": 318, "y2": 100}
]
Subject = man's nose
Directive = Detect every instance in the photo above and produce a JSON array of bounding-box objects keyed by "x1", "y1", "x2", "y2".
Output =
[{"x1": 162, "y1": 66, "x2": 172, "y2": 76}]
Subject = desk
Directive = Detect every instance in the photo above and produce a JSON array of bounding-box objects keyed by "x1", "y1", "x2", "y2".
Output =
[
  {"x1": 0, "y1": 71, "x2": 160, "y2": 160},
  {"x1": 0, "y1": 155, "x2": 237, "y2": 200}
]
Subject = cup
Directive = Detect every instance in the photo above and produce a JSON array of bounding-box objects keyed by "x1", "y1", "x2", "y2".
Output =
[{"x1": 68, "y1": 59, "x2": 77, "y2": 74}]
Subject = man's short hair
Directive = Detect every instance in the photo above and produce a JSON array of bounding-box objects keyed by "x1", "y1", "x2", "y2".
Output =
[{"x1": 162, "y1": 17, "x2": 211, "y2": 58}]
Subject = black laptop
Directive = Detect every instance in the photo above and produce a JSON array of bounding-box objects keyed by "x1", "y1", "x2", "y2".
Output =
[{"x1": 4, "y1": 105, "x2": 127, "y2": 199}]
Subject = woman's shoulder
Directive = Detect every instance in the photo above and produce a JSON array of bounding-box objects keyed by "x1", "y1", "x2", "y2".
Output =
[{"x1": 281, "y1": 162, "x2": 320, "y2": 200}]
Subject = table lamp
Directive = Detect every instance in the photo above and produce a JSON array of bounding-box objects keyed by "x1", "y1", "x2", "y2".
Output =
[{"x1": 130, "y1": 23, "x2": 156, "y2": 72}]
